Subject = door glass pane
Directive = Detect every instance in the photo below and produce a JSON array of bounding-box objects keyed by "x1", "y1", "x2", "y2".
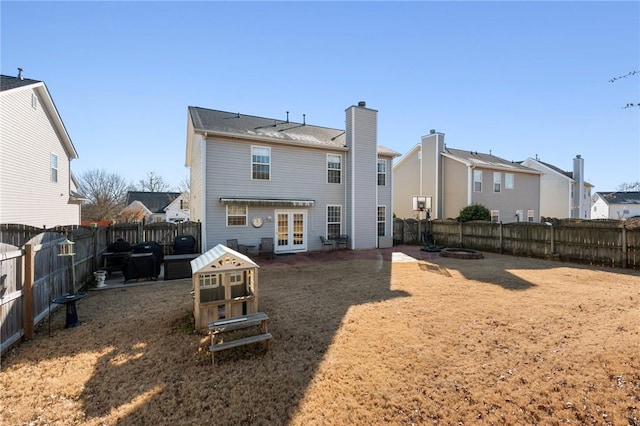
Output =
[
  {"x1": 293, "y1": 213, "x2": 304, "y2": 245},
  {"x1": 277, "y1": 213, "x2": 289, "y2": 246}
]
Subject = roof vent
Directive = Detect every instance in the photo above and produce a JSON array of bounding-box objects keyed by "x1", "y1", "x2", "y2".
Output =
[
  {"x1": 17, "y1": 67, "x2": 23, "y2": 80},
  {"x1": 358, "y1": 101, "x2": 366, "y2": 107},
  {"x1": 430, "y1": 129, "x2": 436, "y2": 134}
]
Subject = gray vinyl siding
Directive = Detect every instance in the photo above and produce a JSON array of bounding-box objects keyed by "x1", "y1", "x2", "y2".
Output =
[
  {"x1": 346, "y1": 106, "x2": 378, "y2": 249},
  {"x1": 377, "y1": 155, "x2": 393, "y2": 236},
  {"x1": 203, "y1": 137, "x2": 346, "y2": 251},
  {"x1": 188, "y1": 133, "x2": 204, "y2": 223},
  {"x1": 0, "y1": 87, "x2": 79, "y2": 227}
]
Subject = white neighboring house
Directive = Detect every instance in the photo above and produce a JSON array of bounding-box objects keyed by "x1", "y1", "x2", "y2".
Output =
[
  {"x1": 0, "y1": 71, "x2": 84, "y2": 227},
  {"x1": 591, "y1": 192, "x2": 640, "y2": 219},
  {"x1": 120, "y1": 191, "x2": 189, "y2": 223},
  {"x1": 520, "y1": 154, "x2": 593, "y2": 219}
]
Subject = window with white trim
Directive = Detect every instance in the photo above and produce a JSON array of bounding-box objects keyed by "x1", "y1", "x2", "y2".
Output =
[
  {"x1": 327, "y1": 205, "x2": 341, "y2": 238},
  {"x1": 327, "y1": 154, "x2": 342, "y2": 184},
  {"x1": 227, "y1": 205, "x2": 247, "y2": 226},
  {"x1": 377, "y1": 206, "x2": 386, "y2": 236},
  {"x1": 505, "y1": 173, "x2": 514, "y2": 189},
  {"x1": 493, "y1": 172, "x2": 502, "y2": 193},
  {"x1": 473, "y1": 170, "x2": 482, "y2": 192},
  {"x1": 50, "y1": 153, "x2": 58, "y2": 183},
  {"x1": 251, "y1": 146, "x2": 270, "y2": 180},
  {"x1": 491, "y1": 210, "x2": 500, "y2": 223},
  {"x1": 527, "y1": 210, "x2": 535, "y2": 222},
  {"x1": 377, "y1": 159, "x2": 386, "y2": 186},
  {"x1": 199, "y1": 273, "x2": 218, "y2": 289}
]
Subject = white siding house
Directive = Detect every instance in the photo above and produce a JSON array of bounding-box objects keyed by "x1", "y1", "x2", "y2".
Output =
[
  {"x1": 185, "y1": 102, "x2": 400, "y2": 253},
  {"x1": 520, "y1": 155, "x2": 592, "y2": 219},
  {"x1": 591, "y1": 192, "x2": 640, "y2": 219},
  {"x1": 0, "y1": 72, "x2": 82, "y2": 228}
]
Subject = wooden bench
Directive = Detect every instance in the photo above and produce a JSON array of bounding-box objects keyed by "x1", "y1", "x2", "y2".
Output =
[{"x1": 209, "y1": 312, "x2": 272, "y2": 365}]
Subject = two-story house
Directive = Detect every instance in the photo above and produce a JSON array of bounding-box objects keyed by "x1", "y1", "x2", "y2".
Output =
[
  {"x1": 520, "y1": 155, "x2": 592, "y2": 219},
  {"x1": 393, "y1": 130, "x2": 542, "y2": 223},
  {"x1": 120, "y1": 191, "x2": 189, "y2": 223},
  {"x1": 591, "y1": 191, "x2": 640, "y2": 219},
  {"x1": 185, "y1": 102, "x2": 400, "y2": 253},
  {"x1": 0, "y1": 71, "x2": 83, "y2": 228}
]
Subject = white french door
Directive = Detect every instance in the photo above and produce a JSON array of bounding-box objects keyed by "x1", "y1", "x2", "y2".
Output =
[{"x1": 275, "y1": 210, "x2": 307, "y2": 253}]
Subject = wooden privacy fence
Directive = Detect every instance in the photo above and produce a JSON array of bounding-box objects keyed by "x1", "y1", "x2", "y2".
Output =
[
  {"x1": 0, "y1": 221, "x2": 201, "y2": 354},
  {"x1": 393, "y1": 218, "x2": 639, "y2": 270}
]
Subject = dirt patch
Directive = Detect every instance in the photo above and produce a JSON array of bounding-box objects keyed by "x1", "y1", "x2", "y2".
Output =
[{"x1": 1, "y1": 247, "x2": 639, "y2": 425}]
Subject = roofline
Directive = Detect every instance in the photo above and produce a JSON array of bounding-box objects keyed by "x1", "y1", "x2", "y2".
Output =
[
  {"x1": 522, "y1": 158, "x2": 573, "y2": 181},
  {"x1": 442, "y1": 151, "x2": 542, "y2": 175},
  {"x1": 392, "y1": 143, "x2": 421, "y2": 169},
  {"x1": 194, "y1": 128, "x2": 350, "y2": 152},
  {"x1": 2, "y1": 81, "x2": 79, "y2": 159}
]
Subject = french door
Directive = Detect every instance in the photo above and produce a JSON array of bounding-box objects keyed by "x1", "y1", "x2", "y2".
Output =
[{"x1": 275, "y1": 210, "x2": 307, "y2": 253}]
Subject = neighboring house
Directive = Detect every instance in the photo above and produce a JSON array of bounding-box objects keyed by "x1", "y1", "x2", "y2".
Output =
[
  {"x1": 520, "y1": 155, "x2": 593, "y2": 219},
  {"x1": 185, "y1": 101, "x2": 400, "y2": 253},
  {"x1": 591, "y1": 191, "x2": 640, "y2": 219},
  {"x1": 0, "y1": 70, "x2": 84, "y2": 228},
  {"x1": 393, "y1": 130, "x2": 542, "y2": 223},
  {"x1": 120, "y1": 191, "x2": 188, "y2": 223}
]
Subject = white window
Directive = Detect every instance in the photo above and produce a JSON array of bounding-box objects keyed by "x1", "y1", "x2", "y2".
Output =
[
  {"x1": 491, "y1": 210, "x2": 500, "y2": 223},
  {"x1": 505, "y1": 173, "x2": 514, "y2": 189},
  {"x1": 473, "y1": 170, "x2": 482, "y2": 192},
  {"x1": 493, "y1": 172, "x2": 502, "y2": 193},
  {"x1": 199, "y1": 273, "x2": 218, "y2": 289},
  {"x1": 251, "y1": 146, "x2": 270, "y2": 180},
  {"x1": 377, "y1": 206, "x2": 386, "y2": 236},
  {"x1": 227, "y1": 205, "x2": 247, "y2": 226},
  {"x1": 377, "y1": 159, "x2": 387, "y2": 186},
  {"x1": 327, "y1": 154, "x2": 342, "y2": 184},
  {"x1": 229, "y1": 272, "x2": 244, "y2": 284},
  {"x1": 327, "y1": 205, "x2": 341, "y2": 238},
  {"x1": 527, "y1": 210, "x2": 535, "y2": 222},
  {"x1": 50, "y1": 153, "x2": 58, "y2": 183}
]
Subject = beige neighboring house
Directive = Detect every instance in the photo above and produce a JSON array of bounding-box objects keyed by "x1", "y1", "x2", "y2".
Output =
[
  {"x1": 0, "y1": 70, "x2": 84, "y2": 228},
  {"x1": 520, "y1": 155, "x2": 592, "y2": 219},
  {"x1": 393, "y1": 130, "x2": 542, "y2": 223}
]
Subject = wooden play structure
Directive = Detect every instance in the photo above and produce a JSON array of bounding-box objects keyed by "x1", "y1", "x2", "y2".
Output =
[{"x1": 190, "y1": 244, "x2": 261, "y2": 333}]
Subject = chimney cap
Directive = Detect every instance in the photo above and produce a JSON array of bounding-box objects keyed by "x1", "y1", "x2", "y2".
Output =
[
  {"x1": 17, "y1": 67, "x2": 23, "y2": 80},
  {"x1": 430, "y1": 129, "x2": 436, "y2": 134},
  {"x1": 357, "y1": 101, "x2": 366, "y2": 107}
]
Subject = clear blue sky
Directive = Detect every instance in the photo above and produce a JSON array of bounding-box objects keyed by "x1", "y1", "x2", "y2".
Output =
[{"x1": 2, "y1": 1, "x2": 639, "y2": 192}]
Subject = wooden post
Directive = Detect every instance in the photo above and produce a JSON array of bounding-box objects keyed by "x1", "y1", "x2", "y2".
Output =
[
  {"x1": 550, "y1": 224, "x2": 555, "y2": 255},
  {"x1": 622, "y1": 224, "x2": 627, "y2": 269},
  {"x1": 499, "y1": 222, "x2": 503, "y2": 254},
  {"x1": 459, "y1": 222, "x2": 463, "y2": 248},
  {"x1": 24, "y1": 244, "x2": 35, "y2": 339}
]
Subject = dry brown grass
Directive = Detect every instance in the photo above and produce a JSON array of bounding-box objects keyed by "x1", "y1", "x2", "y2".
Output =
[{"x1": 1, "y1": 249, "x2": 639, "y2": 425}]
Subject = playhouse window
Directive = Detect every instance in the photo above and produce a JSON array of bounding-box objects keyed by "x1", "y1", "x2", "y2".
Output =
[{"x1": 199, "y1": 273, "x2": 218, "y2": 289}]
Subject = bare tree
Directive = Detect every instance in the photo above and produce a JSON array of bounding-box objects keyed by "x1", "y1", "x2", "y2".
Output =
[
  {"x1": 177, "y1": 175, "x2": 190, "y2": 193},
  {"x1": 618, "y1": 182, "x2": 640, "y2": 191},
  {"x1": 138, "y1": 171, "x2": 171, "y2": 192},
  {"x1": 78, "y1": 169, "x2": 133, "y2": 221}
]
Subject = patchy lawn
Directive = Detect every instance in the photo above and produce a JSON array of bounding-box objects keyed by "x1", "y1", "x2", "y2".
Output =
[{"x1": 1, "y1": 249, "x2": 639, "y2": 425}]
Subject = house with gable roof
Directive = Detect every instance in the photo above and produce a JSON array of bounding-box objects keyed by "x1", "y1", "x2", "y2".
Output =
[
  {"x1": 520, "y1": 155, "x2": 593, "y2": 219},
  {"x1": 121, "y1": 191, "x2": 189, "y2": 223},
  {"x1": 393, "y1": 130, "x2": 542, "y2": 223},
  {"x1": 0, "y1": 70, "x2": 84, "y2": 227},
  {"x1": 185, "y1": 102, "x2": 400, "y2": 253},
  {"x1": 591, "y1": 191, "x2": 640, "y2": 219}
]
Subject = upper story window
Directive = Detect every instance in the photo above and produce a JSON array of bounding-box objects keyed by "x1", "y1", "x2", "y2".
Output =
[
  {"x1": 50, "y1": 153, "x2": 58, "y2": 183},
  {"x1": 491, "y1": 210, "x2": 500, "y2": 223},
  {"x1": 327, "y1": 154, "x2": 342, "y2": 184},
  {"x1": 505, "y1": 173, "x2": 514, "y2": 189},
  {"x1": 527, "y1": 210, "x2": 535, "y2": 222},
  {"x1": 493, "y1": 172, "x2": 502, "y2": 193},
  {"x1": 227, "y1": 205, "x2": 247, "y2": 226},
  {"x1": 251, "y1": 146, "x2": 270, "y2": 180},
  {"x1": 377, "y1": 159, "x2": 386, "y2": 186},
  {"x1": 473, "y1": 170, "x2": 482, "y2": 192}
]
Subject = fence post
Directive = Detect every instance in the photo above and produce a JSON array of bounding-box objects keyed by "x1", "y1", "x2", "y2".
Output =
[
  {"x1": 622, "y1": 224, "x2": 627, "y2": 269},
  {"x1": 24, "y1": 243, "x2": 35, "y2": 339},
  {"x1": 499, "y1": 222, "x2": 503, "y2": 254},
  {"x1": 459, "y1": 222, "x2": 463, "y2": 248},
  {"x1": 550, "y1": 224, "x2": 555, "y2": 255}
]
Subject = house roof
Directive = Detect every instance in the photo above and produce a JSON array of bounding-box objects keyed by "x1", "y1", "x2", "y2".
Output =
[
  {"x1": 125, "y1": 191, "x2": 181, "y2": 213},
  {"x1": 444, "y1": 148, "x2": 541, "y2": 174},
  {"x1": 595, "y1": 191, "x2": 640, "y2": 205},
  {"x1": 190, "y1": 243, "x2": 259, "y2": 274},
  {"x1": 188, "y1": 106, "x2": 400, "y2": 157},
  {"x1": 0, "y1": 74, "x2": 78, "y2": 159},
  {"x1": 520, "y1": 158, "x2": 594, "y2": 187}
]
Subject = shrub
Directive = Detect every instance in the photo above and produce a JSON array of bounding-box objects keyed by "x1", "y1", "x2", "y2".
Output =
[{"x1": 458, "y1": 204, "x2": 491, "y2": 222}]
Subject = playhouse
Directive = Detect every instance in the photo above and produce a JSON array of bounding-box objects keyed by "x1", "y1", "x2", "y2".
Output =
[{"x1": 190, "y1": 244, "x2": 260, "y2": 333}]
